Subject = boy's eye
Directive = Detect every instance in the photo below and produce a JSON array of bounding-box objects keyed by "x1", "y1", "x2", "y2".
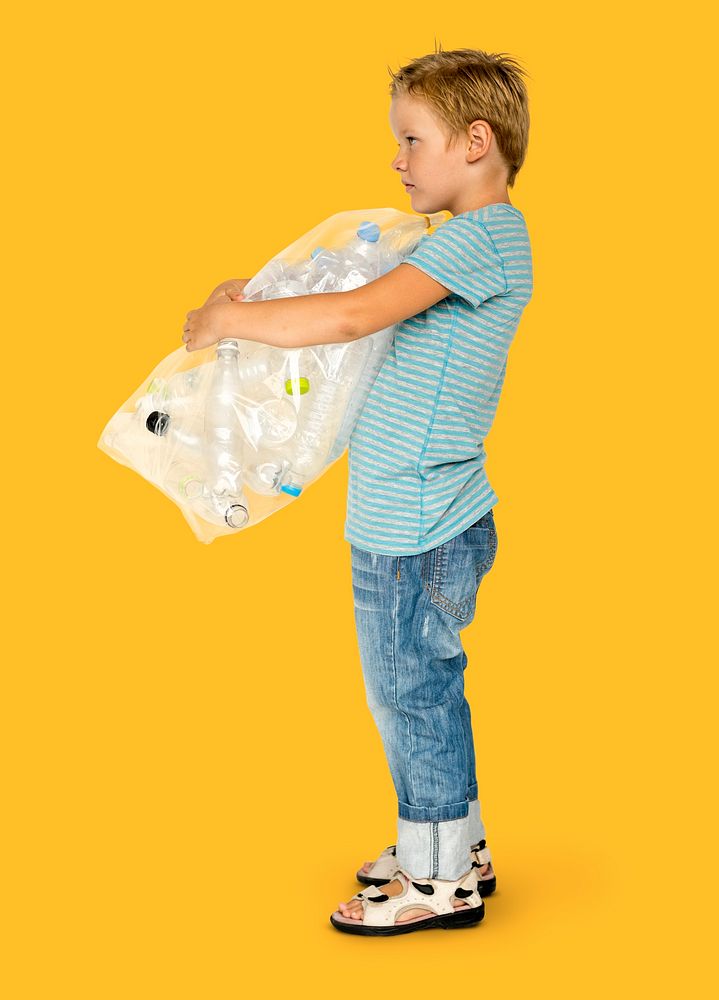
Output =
[{"x1": 396, "y1": 137, "x2": 417, "y2": 147}]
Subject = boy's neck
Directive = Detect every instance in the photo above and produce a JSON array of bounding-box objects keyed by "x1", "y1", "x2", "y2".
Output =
[{"x1": 449, "y1": 188, "x2": 512, "y2": 216}]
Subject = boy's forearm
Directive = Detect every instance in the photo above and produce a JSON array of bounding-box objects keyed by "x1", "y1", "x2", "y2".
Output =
[{"x1": 216, "y1": 292, "x2": 356, "y2": 349}]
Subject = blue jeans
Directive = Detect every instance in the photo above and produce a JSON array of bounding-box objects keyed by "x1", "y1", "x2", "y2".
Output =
[{"x1": 350, "y1": 508, "x2": 498, "y2": 880}]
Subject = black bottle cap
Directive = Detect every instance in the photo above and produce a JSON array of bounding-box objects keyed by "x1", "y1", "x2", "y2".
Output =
[{"x1": 146, "y1": 410, "x2": 170, "y2": 436}]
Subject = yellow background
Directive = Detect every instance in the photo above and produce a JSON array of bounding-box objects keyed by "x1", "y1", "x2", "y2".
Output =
[{"x1": 2, "y1": 1, "x2": 715, "y2": 996}]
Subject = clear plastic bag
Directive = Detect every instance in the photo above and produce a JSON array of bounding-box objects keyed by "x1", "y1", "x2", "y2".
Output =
[{"x1": 97, "y1": 207, "x2": 450, "y2": 543}]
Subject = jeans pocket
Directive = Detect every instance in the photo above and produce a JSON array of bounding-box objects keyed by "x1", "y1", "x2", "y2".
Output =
[
  {"x1": 422, "y1": 536, "x2": 477, "y2": 623},
  {"x1": 422, "y1": 512, "x2": 499, "y2": 622},
  {"x1": 469, "y1": 514, "x2": 498, "y2": 587}
]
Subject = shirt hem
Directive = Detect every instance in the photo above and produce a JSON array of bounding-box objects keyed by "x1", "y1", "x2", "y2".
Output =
[{"x1": 344, "y1": 495, "x2": 499, "y2": 556}]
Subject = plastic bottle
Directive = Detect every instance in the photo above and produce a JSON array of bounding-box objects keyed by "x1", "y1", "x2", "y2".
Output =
[
  {"x1": 277, "y1": 361, "x2": 362, "y2": 496},
  {"x1": 233, "y1": 345, "x2": 275, "y2": 388},
  {"x1": 327, "y1": 327, "x2": 394, "y2": 462},
  {"x1": 202, "y1": 339, "x2": 250, "y2": 528},
  {"x1": 243, "y1": 454, "x2": 291, "y2": 496},
  {"x1": 164, "y1": 458, "x2": 206, "y2": 502},
  {"x1": 310, "y1": 221, "x2": 385, "y2": 293},
  {"x1": 241, "y1": 395, "x2": 298, "y2": 452},
  {"x1": 161, "y1": 365, "x2": 210, "y2": 413},
  {"x1": 144, "y1": 408, "x2": 205, "y2": 457},
  {"x1": 162, "y1": 457, "x2": 256, "y2": 531}
]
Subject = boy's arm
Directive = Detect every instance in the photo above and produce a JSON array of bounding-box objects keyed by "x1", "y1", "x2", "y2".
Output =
[
  {"x1": 213, "y1": 264, "x2": 451, "y2": 350},
  {"x1": 345, "y1": 262, "x2": 451, "y2": 340}
]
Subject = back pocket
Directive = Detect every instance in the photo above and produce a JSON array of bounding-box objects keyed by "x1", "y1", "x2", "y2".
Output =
[
  {"x1": 467, "y1": 513, "x2": 498, "y2": 588},
  {"x1": 421, "y1": 534, "x2": 478, "y2": 623}
]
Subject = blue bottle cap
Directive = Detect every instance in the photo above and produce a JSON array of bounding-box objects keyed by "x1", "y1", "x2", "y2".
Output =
[
  {"x1": 357, "y1": 221, "x2": 380, "y2": 243},
  {"x1": 280, "y1": 484, "x2": 303, "y2": 497}
]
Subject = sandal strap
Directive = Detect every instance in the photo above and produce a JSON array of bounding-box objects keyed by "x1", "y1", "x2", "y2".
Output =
[
  {"x1": 471, "y1": 839, "x2": 492, "y2": 867},
  {"x1": 365, "y1": 841, "x2": 492, "y2": 879},
  {"x1": 363, "y1": 844, "x2": 398, "y2": 879},
  {"x1": 354, "y1": 867, "x2": 482, "y2": 928}
]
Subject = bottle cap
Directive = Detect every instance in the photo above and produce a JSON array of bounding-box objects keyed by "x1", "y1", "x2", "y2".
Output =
[
  {"x1": 225, "y1": 503, "x2": 249, "y2": 528},
  {"x1": 357, "y1": 221, "x2": 381, "y2": 243},
  {"x1": 285, "y1": 376, "x2": 310, "y2": 396},
  {"x1": 146, "y1": 410, "x2": 170, "y2": 436},
  {"x1": 280, "y1": 484, "x2": 303, "y2": 497}
]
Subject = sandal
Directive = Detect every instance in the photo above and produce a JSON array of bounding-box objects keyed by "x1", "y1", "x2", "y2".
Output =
[
  {"x1": 330, "y1": 866, "x2": 485, "y2": 936},
  {"x1": 356, "y1": 839, "x2": 497, "y2": 897}
]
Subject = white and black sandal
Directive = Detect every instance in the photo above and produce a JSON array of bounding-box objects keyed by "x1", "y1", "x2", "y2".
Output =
[
  {"x1": 330, "y1": 866, "x2": 485, "y2": 936},
  {"x1": 356, "y1": 839, "x2": 497, "y2": 897}
]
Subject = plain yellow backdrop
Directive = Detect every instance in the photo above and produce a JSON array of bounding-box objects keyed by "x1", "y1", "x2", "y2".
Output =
[{"x1": 1, "y1": 1, "x2": 715, "y2": 996}]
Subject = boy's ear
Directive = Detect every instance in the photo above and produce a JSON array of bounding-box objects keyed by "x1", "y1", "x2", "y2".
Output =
[{"x1": 466, "y1": 119, "x2": 492, "y2": 162}]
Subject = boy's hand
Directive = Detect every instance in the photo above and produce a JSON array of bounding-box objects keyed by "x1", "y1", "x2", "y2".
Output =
[
  {"x1": 182, "y1": 278, "x2": 251, "y2": 352},
  {"x1": 202, "y1": 278, "x2": 251, "y2": 307},
  {"x1": 182, "y1": 302, "x2": 230, "y2": 353}
]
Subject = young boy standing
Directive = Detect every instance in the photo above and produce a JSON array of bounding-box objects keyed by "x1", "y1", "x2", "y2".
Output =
[{"x1": 182, "y1": 47, "x2": 533, "y2": 937}]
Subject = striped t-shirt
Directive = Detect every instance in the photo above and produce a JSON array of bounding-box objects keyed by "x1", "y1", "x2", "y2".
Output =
[{"x1": 344, "y1": 202, "x2": 533, "y2": 556}]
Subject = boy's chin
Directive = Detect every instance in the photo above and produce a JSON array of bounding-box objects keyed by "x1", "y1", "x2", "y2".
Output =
[{"x1": 410, "y1": 195, "x2": 442, "y2": 215}]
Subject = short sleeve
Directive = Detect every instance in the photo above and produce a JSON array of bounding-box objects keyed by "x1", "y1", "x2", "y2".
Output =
[{"x1": 403, "y1": 216, "x2": 508, "y2": 308}]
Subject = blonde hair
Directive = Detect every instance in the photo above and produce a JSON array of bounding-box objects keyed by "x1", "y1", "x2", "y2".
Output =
[{"x1": 387, "y1": 45, "x2": 531, "y2": 188}]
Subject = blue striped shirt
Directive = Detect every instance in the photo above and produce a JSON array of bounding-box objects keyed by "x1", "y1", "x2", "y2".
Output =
[{"x1": 344, "y1": 203, "x2": 533, "y2": 555}]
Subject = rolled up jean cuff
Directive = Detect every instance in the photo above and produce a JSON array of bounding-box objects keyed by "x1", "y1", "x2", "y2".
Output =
[
  {"x1": 396, "y1": 814, "x2": 472, "y2": 881},
  {"x1": 398, "y1": 798, "x2": 469, "y2": 823},
  {"x1": 468, "y1": 797, "x2": 486, "y2": 846}
]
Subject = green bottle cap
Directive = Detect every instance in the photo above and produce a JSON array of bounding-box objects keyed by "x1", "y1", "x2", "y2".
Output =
[{"x1": 285, "y1": 376, "x2": 309, "y2": 396}]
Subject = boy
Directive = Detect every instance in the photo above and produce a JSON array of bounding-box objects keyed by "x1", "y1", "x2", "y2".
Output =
[{"x1": 182, "y1": 47, "x2": 533, "y2": 936}]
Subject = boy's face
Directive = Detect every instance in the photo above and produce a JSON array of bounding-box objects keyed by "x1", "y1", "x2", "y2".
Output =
[{"x1": 389, "y1": 93, "x2": 491, "y2": 216}]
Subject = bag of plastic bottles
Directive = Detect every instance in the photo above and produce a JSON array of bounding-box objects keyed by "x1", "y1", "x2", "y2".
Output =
[{"x1": 97, "y1": 207, "x2": 450, "y2": 543}]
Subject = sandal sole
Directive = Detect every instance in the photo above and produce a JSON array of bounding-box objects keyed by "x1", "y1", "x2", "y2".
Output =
[
  {"x1": 330, "y1": 904, "x2": 485, "y2": 936},
  {"x1": 356, "y1": 870, "x2": 497, "y2": 898}
]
